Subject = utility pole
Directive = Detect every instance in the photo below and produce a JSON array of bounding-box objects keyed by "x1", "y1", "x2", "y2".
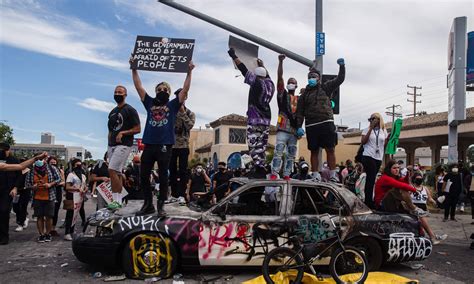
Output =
[
  {"x1": 385, "y1": 104, "x2": 402, "y2": 125},
  {"x1": 407, "y1": 85, "x2": 422, "y2": 117}
]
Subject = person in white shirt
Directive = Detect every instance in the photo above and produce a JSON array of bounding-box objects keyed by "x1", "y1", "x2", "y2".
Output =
[
  {"x1": 360, "y1": 113, "x2": 389, "y2": 209},
  {"x1": 411, "y1": 173, "x2": 435, "y2": 211}
]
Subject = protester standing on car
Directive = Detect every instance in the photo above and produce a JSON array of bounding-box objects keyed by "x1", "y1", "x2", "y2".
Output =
[
  {"x1": 295, "y1": 58, "x2": 345, "y2": 182},
  {"x1": 107, "y1": 85, "x2": 141, "y2": 210},
  {"x1": 24, "y1": 155, "x2": 61, "y2": 242},
  {"x1": 360, "y1": 113, "x2": 388, "y2": 209},
  {"x1": 228, "y1": 48, "x2": 274, "y2": 179},
  {"x1": 170, "y1": 100, "x2": 195, "y2": 198},
  {"x1": 270, "y1": 54, "x2": 300, "y2": 180},
  {"x1": 442, "y1": 163, "x2": 463, "y2": 222},
  {"x1": 131, "y1": 56, "x2": 195, "y2": 216}
]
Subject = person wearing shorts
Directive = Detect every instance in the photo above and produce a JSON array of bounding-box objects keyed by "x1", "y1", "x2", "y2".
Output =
[
  {"x1": 107, "y1": 85, "x2": 141, "y2": 210},
  {"x1": 25, "y1": 156, "x2": 61, "y2": 243},
  {"x1": 296, "y1": 58, "x2": 345, "y2": 182}
]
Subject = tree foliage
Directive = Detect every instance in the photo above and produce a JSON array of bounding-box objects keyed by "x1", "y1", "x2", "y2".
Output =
[{"x1": 0, "y1": 122, "x2": 15, "y2": 145}]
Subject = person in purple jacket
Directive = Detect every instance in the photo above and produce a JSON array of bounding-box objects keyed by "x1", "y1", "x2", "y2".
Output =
[{"x1": 228, "y1": 48, "x2": 275, "y2": 179}]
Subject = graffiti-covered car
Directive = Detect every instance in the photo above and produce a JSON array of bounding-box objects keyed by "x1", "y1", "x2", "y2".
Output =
[{"x1": 72, "y1": 179, "x2": 432, "y2": 279}]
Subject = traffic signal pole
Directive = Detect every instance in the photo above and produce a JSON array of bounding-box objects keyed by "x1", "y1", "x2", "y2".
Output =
[{"x1": 158, "y1": 0, "x2": 314, "y2": 68}]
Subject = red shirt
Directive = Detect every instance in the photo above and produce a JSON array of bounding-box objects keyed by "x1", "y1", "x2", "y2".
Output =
[{"x1": 374, "y1": 174, "x2": 416, "y2": 208}]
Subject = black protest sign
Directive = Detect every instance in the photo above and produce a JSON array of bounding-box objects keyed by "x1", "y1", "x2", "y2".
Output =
[{"x1": 131, "y1": 36, "x2": 195, "y2": 73}]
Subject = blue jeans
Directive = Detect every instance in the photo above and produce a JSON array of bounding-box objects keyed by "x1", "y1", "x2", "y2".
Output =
[{"x1": 271, "y1": 131, "x2": 298, "y2": 177}]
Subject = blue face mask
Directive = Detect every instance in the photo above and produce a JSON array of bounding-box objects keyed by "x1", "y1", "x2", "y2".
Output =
[
  {"x1": 308, "y1": 78, "x2": 318, "y2": 87},
  {"x1": 34, "y1": 160, "x2": 44, "y2": 167}
]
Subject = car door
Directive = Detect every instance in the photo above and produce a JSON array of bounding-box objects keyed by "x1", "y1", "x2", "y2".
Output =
[{"x1": 199, "y1": 180, "x2": 288, "y2": 266}]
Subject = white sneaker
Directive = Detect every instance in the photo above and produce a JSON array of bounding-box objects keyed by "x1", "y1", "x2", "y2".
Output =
[
  {"x1": 432, "y1": 234, "x2": 448, "y2": 245},
  {"x1": 411, "y1": 207, "x2": 430, "y2": 218},
  {"x1": 14, "y1": 225, "x2": 23, "y2": 232},
  {"x1": 460, "y1": 205, "x2": 465, "y2": 213},
  {"x1": 311, "y1": 172, "x2": 322, "y2": 182},
  {"x1": 23, "y1": 218, "x2": 29, "y2": 229},
  {"x1": 64, "y1": 234, "x2": 73, "y2": 241}
]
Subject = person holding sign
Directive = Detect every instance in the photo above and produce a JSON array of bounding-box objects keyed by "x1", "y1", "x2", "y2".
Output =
[
  {"x1": 228, "y1": 48, "x2": 275, "y2": 179},
  {"x1": 270, "y1": 54, "x2": 300, "y2": 180},
  {"x1": 130, "y1": 57, "x2": 195, "y2": 216},
  {"x1": 107, "y1": 85, "x2": 141, "y2": 210},
  {"x1": 295, "y1": 59, "x2": 345, "y2": 182}
]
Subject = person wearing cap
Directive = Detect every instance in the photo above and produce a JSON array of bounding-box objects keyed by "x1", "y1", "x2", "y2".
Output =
[
  {"x1": 228, "y1": 48, "x2": 275, "y2": 179},
  {"x1": 170, "y1": 91, "x2": 195, "y2": 199},
  {"x1": 292, "y1": 161, "x2": 312, "y2": 181},
  {"x1": 131, "y1": 56, "x2": 195, "y2": 216},
  {"x1": 270, "y1": 54, "x2": 301, "y2": 180},
  {"x1": 106, "y1": 85, "x2": 141, "y2": 210},
  {"x1": 295, "y1": 58, "x2": 345, "y2": 182}
]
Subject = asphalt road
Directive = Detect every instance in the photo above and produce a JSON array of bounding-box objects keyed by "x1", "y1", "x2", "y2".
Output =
[{"x1": 0, "y1": 197, "x2": 473, "y2": 283}]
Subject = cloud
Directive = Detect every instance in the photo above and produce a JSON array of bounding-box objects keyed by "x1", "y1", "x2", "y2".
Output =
[
  {"x1": 77, "y1": 98, "x2": 115, "y2": 113},
  {"x1": 115, "y1": 0, "x2": 474, "y2": 128},
  {"x1": 69, "y1": 132, "x2": 104, "y2": 143},
  {"x1": 0, "y1": 1, "x2": 127, "y2": 69}
]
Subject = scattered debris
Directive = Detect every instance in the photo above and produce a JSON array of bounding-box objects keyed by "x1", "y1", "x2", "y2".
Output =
[
  {"x1": 7, "y1": 261, "x2": 11, "y2": 264},
  {"x1": 60, "y1": 263, "x2": 69, "y2": 268},
  {"x1": 144, "y1": 277, "x2": 161, "y2": 282},
  {"x1": 446, "y1": 261, "x2": 452, "y2": 265},
  {"x1": 103, "y1": 274, "x2": 126, "y2": 282},
  {"x1": 409, "y1": 263, "x2": 424, "y2": 270},
  {"x1": 173, "y1": 273, "x2": 183, "y2": 280},
  {"x1": 436, "y1": 251, "x2": 448, "y2": 256},
  {"x1": 92, "y1": 272, "x2": 102, "y2": 278}
]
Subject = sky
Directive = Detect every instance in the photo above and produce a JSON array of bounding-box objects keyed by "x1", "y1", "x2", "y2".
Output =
[{"x1": 1, "y1": 0, "x2": 473, "y2": 159}]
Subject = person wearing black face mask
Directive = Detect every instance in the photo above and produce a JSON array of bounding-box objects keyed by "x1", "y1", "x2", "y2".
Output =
[
  {"x1": 292, "y1": 162, "x2": 312, "y2": 181},
  {"x1": 442, "y1": 163, "x2": 463, "y2": 221},
  {"x1": 131, "y1": 56, "x2": 195, "y2": 216},
  {"x1": 212, "y1": 162, "x2": 233, "y2": 202},
  {"x1": 410, "y1": 173, "x2": 435, "y2": 211},
  {"x1": 107, "y1": 85, "x2": 141, "y2": 210}
]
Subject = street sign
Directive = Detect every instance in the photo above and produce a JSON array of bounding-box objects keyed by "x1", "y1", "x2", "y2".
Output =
[{"x1": 316, "y1": 32, "x2": 325, "y2": 56}]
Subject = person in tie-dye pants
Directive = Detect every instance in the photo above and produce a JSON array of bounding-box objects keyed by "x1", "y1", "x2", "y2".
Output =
[{"x1": 228, "y1": 48, "x2": 275, "y2": 178}]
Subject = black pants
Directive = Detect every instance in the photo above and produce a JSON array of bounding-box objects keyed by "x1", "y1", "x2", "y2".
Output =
[
  {"x1": 361, "y1": 155, "x2": 382, "y2": 209},
  {"x1": 64, "y1": 209, "x2": 75, "y2": 235},
  {"x1": 79, "y1": 200, "x2": 85, "y2": 225},
  {"x1": 0, "y1": 191, "x2": 12, "y2": 243},
  {"x1": 13, "y1": 189, "x2": 31, "y2": 226},
  {"x1": 53, "y1": 187, "x2": 62, "y2": 227},
  {"x1": 169, "y1": 148, "x2": 190, "y2": 198},
  {"x1": 469, "y1": 191, "x2": 474, "y2": 219},
  {"x1": 444, "y1": 194, "x2": 460, "y2": 219},
  {"x1": 140, "y1": 144, "x2": 172, "y2": 202}
]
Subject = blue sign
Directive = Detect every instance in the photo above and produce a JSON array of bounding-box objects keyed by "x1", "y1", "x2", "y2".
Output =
[
  {"x1": 467, "y1": 31, "x2": 474, "y2": 85},
  {"x1": 316, "y1": 32, "x2": 325, "y2": 56}
]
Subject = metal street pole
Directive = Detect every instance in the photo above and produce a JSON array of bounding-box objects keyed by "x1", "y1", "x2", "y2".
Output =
[
  {"x1": 315, "y1": 0, "x2": 323, "y2": 170},
  {"x1": 158, "y1": 0, "x2": 314, "y2": 68}
]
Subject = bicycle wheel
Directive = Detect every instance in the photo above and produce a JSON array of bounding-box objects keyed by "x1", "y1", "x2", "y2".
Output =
[
  {"x1": 262, "y1": 247, "x2": 304, "y2": 284},
  {"x1": 329, "y1": 246, "x2": 368, "y2": 284}
]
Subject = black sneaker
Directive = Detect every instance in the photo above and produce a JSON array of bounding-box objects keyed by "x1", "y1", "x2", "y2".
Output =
[
  {"x1": 37, "y1": 235, "x2": 45, "y2": 243},
  {"x1": 44, "y1": 234, "x2": 52, "y2": 242}
]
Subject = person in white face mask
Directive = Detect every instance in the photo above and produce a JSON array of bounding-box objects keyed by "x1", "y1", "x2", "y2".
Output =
[
  {"x1": 442, "y1": 163, "x2": 464, "y2": 222},
  {"x1": 270, "y1": 54, "x2": 301, "y2": 180}
]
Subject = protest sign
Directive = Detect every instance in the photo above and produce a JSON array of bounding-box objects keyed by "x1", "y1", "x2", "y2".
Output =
[
  {"x1": 72, "y1": 192, "x2": 84, "y2": 227},
  {"x1": 131, "y1": 35, "x2": 195, "y2": 73},
  {"x1": 97, "y1": 181, "x2": 128, "y2": 205},
  {"x1": 229, "y1": 35, "x2": 259, "y2": 72}
]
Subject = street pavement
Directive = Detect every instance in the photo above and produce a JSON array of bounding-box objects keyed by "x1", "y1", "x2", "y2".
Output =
[{"x1": 0, "y1": 196, "x2": 473, "y2": 283}]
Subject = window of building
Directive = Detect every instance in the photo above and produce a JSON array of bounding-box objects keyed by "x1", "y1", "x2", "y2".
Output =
[
  {"x1": 214, "y1": 129, "x2": 220, "y2": 145},
  {"x1": 229, "y1": 128, "x2": 246, "y2": 144}
]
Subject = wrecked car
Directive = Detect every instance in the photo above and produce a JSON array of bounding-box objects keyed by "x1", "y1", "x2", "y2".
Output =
[{"x1": 72, "y1": 178, "x2": 432, "y2": 279}]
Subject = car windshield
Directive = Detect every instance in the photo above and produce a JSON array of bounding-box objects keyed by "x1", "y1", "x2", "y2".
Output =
[{"x1": 332, "y1": 184, "x2": 370, "y2": 214}]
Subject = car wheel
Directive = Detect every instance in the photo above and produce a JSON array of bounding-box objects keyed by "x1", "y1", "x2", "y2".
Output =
[
  {"x1": 346, "y1": 237, "x2": 383, "y2": 271},
  {"x1": 121, "y1": 233, "x2": 178, "y2": 279}
]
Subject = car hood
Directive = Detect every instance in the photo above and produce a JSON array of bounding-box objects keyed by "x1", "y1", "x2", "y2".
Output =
[{"x1": 88, "y1": 200, "x2": 203, "y2": 226}]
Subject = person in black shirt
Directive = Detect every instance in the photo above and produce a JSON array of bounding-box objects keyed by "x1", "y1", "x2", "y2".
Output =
[
  {"x1": 107, "y1": 85, "x2": 141, "y2": 210},
  {"x1": 212, "y1": 162, "x2": 233, "y2": 202},
  {"x1": 442, "y1": 163, "x2": 463, "y2": 221},
  {"x1": 186, "y1": 164, "x2": 210, "y2": 203},
  {"x1": 90, "y1": 153, "x2": 110, "y2": 210},
  {"x1": 124, "y1": 155, "x2": 143, "y2": 201}
]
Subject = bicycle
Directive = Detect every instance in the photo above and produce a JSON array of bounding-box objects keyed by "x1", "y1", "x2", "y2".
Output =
[{"x1": 262, "y1": 212, "x2": 368, "y2": 284}]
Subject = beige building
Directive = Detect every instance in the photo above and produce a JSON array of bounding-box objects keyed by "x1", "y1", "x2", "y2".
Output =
[{"x1": 189, "y1": 114, "x2": 359, "y2": 167}]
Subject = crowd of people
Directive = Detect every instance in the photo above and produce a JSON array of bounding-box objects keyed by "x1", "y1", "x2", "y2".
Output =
[{"x1": 1, "y1": 48, "x2": 473, "y2": 249}]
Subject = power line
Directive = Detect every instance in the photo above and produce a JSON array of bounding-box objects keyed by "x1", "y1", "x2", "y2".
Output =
[
  {"x1": 406, "y1": 84, "x2": 422, "y2": 117},
  {"x1": 385, "y1": 104, "x2": 402, "y2": 125}
]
